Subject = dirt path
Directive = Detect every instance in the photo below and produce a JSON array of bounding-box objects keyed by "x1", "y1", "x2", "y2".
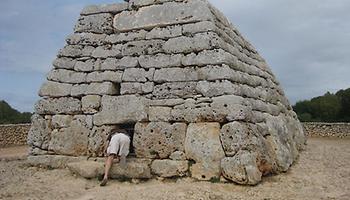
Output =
[{"x1": 0, "y1": 137, "x2": 349, "y2": 200}]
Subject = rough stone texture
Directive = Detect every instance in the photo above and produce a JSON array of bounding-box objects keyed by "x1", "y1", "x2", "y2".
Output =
[
  {"x1": 67, "y1": 161, "x2": 104, "y2": 179},
  {"x1": 29, "y1": 0, "x2": 306, "y2": 185},
  {"x1": 151, "y1": 159, "x2": 188, "y2": 177},
  {"x1": 221, "y1": 150, "x2": 262, "y2": 185},
  {"x1": 0, "y1": 124, "x2": 30, "y2": 147},
  {"x1": 113, "y1": 0, "x2": 214, "y2": 31},
  {"x1": 134, "y1": 122, "x2": 187, "y2": 159},
  {"x1": 109, "y1": 158, "x2": 152, "y2": 179},
  {"x1": 185, "y1": 123, "x2": 225, "y2": 180},
  {"x1": 93, "y1": 95, "x2": 148, "y2": 126}
]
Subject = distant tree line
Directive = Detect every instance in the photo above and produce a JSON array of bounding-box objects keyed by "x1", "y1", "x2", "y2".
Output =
[
  {"x1": 0, "y1": 100, "x2": 32, "y2": 124},
  {"x1": 293, "y1": 88, "x2": 350, "y2": 122}
]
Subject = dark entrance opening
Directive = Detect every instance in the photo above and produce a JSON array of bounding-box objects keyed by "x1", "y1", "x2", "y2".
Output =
[{"x1": 119, "y1": 123, "x2": 136, "y2": 157}]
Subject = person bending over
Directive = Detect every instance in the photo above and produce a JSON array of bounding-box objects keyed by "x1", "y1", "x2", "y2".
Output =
[{"x1": 100, "y1": 127, "x2": 131, "y2": 186}]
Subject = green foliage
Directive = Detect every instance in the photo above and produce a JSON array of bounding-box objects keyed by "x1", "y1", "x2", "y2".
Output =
[
  {"x1": 293, "y1": 88, "x2": 350, "y2": 122},
  {"x1": 0, "y1": 100, "x2": 32, "y2": 124}
]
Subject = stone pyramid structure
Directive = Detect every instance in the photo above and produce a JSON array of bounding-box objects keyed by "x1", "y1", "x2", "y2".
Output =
[{"x1": 28, "y1": 0, "x2": 306, "y2": 185}]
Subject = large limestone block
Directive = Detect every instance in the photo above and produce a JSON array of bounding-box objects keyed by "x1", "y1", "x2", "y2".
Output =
[
  {"x1": 221, "y1": 150, "x2": 262, "y2": 185},
  {"x1": 153, "y1": 82, "x2": 198, "y2": 99},
  {"x1": 120, "y1": 82, "x2": 154, "y2": 95},
  {"x1": 106, "y1": 30, "x2": 147, "y2": 43},
  {"x1": 81, "y1": 3, "x2": 128, "y2": 15},
  {"x1": 51, "y1": 115, "x2": 73, "y2": 129},
  {"x1": 146, "y1": 25, "x2": 182, "y2": 39},
  {"x1": 182, "y1": 21, "x2": 218, "y2": 35},
  {"x1": 151, "y1": 159, "x2": 188, "y2": 177},
  {"x1": 27, "y1": 114, "x2": 51, "y2": 150},
  {"x1": 48, "y1": 115, "x2": 92, "y2": 156},
  {"x1": 122, "y1": 39, "x2": 164, "y2": 56},
  {"x1": 101, "y1": 57, "x2": 138, "y2": 70},
  {"x1": 154, "y1": 67, "x2": 198, "y2": 83},
  {"x1": 93, "y1": 95, "x2": 148, "y2": 125},
  {"x1": 86, "y1": 71, "x2": 123, "y2": 83},
  {"x1": 134, "y1": 122, "x2": 187, "y2": 158},
  {"x1": 53, "y1": 57, "x2": 76, "y2": 70},
  {"x1": 47, "y1": 69, "x2": 86, "y2": 84},
  {"x1": 113, "y1": 0, "x2": 214, "y2": 31},
  {"x1": 122, "y1": 68, "x2": 155, "y2": 82},
  {"x1": 71, "y1": 82, "x2": 118, "y2": 97},
  {"x1": 66, "y1": 33, "x2": 107, "y2": 46},
  {"x1": 109, "y1": 158, "x2": 152, "y2": 179},
  {"x1": 88, "y1": 125, "x2": 115, "y2": 157},
  {"x1": 163, "y1": 32, "x2": 224, "y2": 54},
  {"x1": 220, "y1": 122, "x2": 262, "y2": 157},
  {"x1": 75, "y1": 13, "x2": 114, "y2": 34},
  {"x1": 185, "y1": 123, "x2": 225, "y2": 180},
  {"x1": 35, "y1": 97, "x2": 81, "y2": 115},
  {"x1": 82, "y1": 95, "x2": 101, "y2": 114},
  {"x1": 58, "y1": 45, "x2": 94, "y2": 58},
  {"x1": 196, "y1": 80, "x2": 240, "y2": 97},
  {"x1": 74, "y1": 59, "x2": 95, "y2": 72},
  {"x1": 148, "y1": 106, "x2": 172, "y2": 121},
  {"x1": 91, "y1": 44, "x2": 122, "y2": 58},
  {"x1": 182, "y1": 49, "x2": 236, "y2": 67},
  {"x1": 38, "y1": 81, "x2": 72, "y2": 97},
  {"x1": 138, "y1": 54, "x2": 183, "y2": 68}
]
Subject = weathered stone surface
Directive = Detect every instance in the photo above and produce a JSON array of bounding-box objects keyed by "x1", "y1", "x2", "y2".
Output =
[
  {"x1": 81, "y1": 3, "x2": 128, "y2": 15},
  {"x1": 148, "y1": 106, "x2": 172, "y2": 121},
  {"x1": 122, "y1": 40, "x2": 164, "y2": 56},
  {"x1": 151, "y1": 159, "x2": 188, "y2": 177},
  {"x1": 27, "y1": 114, "x2": 51, "y2": 150},
  {"x1": 71, "y1": 82, "x2": 118, "y2": 96},
  {"x1": 220, "y1": 122, "x2": 262, "y2": 157},
  {"x1": 146, "y1": 25, "x2": 182, "y2": 39},
  {"x1": 154, "y1": 67, "x2": 198, "y2": 83},
  {"x1": 53, "y1": 57, "x2": 76, "y2": 70},
  {"x1": 35, "y1": 97, "x2": 81, "y2": 115},
  {"x1": 101, "y1": 57, "x2": 139, "y2": 70},
  {"x1": 138, "y1": 54, "x2": 183, "y2": 68},
  {"x1": 163, "y1": 32, "x2": 223, "y2": 54},
  {"x1": 122, "y1": 68, "x2": 155, "y2": 82},
  {"x1": 47, "y1": 69, "x2": 86, "y2": 84},
  {"x1": 38, "y1": 81, "x2": 72, "y2": 97},
  {"x1": 182, "y1": 21, "x2": 218, "y2": 35},
  {"x1": 120, "y1": 82, "x2": 154, "y2": 95},
  {"x1": 88, "y1": 125, "x2": 115, "y2": 157},
  {"x1": 58, "y1": 45, "x2": 93, "y2": 58},
  {"x1": 93, "y1": 95, "x2": 148, "y2": 125},
  {"x1": 182, "y1": 49, "x2": 236, "y2": 67},
  {"x1": 169, "y1": 151, "x2": 186, "y2": 161},
  {"x1": 74, "y1": 59, "x2": 95, "y2": 72},
  {"x1": 82, "y1": 95, "x2": 101, "y2": 114},
  {"x1": 148, "y1": 98, "x2": 185, "y2": 106},
  {"x1": 51, "y1": 115, "x2": 73, "y2": 129},
  {"x1": 67, "y1": 161, "x2": 104, "y2": 179},
  {"x1": 185, "y1": 123, "x2": 225, "y2": 180},
  {"x1": 109, "y1": 158, "x2": 152, "y2": 179},
  {"x1": 86, "y1": 71, "x2": 123, "y2": 83},
  {"x1": 221, "y1": 151, "x2": 262, "y2": 185},
  {"x1": 113, "y1": 0, "x2": 214, "y2": 31},
  {"x1": 134, "y1": 122, "x2": 187, "y2": 158},
  {"x1": 196, "y1": 80, "x2": 240, "y2": 97},
  {"x1": 66, "y1": 33, "x2": 107, "y2": 46},
  {"x1": 106, "y1": 30, "x2": 147, "y2": 43},
  {"x1": 91, "y1": 44, "x2": 122, "y2": 58},
  {"x1": 153, "y1": 82, "x2": 198, "y2": 99},
  {"x1": 48, "y1": 115, "x2": 92, "y2": 156},
  {"x1": 75, "y1": 13, "x2": 114, "y2": 34}
]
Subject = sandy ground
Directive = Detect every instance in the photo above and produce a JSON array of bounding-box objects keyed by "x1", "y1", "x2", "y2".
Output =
[{"x1": 0, "y1": 137, "x2": 349, "y2": 200}]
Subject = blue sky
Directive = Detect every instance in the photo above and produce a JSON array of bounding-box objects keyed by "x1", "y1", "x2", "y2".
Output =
[{"x1": 1, "y1": 0, "x2": 350, "y2": 112}]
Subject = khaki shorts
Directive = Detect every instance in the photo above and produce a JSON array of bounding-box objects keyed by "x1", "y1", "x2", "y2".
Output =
[{"x1": 106, "y1": 133, "x2": 130, "y2": 156}]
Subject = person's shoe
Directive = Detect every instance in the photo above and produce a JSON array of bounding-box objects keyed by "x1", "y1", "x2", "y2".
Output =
[
  {"x1": 97, "y1": 173, "x2": 104, "y2": 181},
  {"x1": 100, "y1": 178, "x2": 108, "y2": 186}
]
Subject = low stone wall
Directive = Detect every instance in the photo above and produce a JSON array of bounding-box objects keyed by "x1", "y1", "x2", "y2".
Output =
[
  {"x1": 303, "y1": 122, "x2": 350, "y2": 138},
  {"x1": 0, "y1": 124, "x2": 30, "y2": 147}
]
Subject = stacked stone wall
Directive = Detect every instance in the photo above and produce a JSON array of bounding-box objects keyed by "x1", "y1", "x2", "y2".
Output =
[
  {"x1": 303, "y1": 122, "x2": 350, "y2": 138},
  {"x1": 28, "y1": 0, "x2": 307, "y2": 185},
  {"x1": 0, "y1": 124, "x2": 30, "y2": 147}
]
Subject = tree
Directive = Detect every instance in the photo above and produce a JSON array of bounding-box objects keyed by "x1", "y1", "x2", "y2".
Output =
[{"x1": 0, "y1": 100, "x2": 32, "y2": 124}]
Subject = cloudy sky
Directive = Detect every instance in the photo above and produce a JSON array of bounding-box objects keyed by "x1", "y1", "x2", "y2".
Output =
[{"x1": 1, "y1": 0, "x2": 349, "y2": 112}]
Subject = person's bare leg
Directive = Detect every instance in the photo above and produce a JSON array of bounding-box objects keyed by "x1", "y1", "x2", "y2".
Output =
[{"x1": 101, "y1": 154, "x2": 115, "y2": 186}]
